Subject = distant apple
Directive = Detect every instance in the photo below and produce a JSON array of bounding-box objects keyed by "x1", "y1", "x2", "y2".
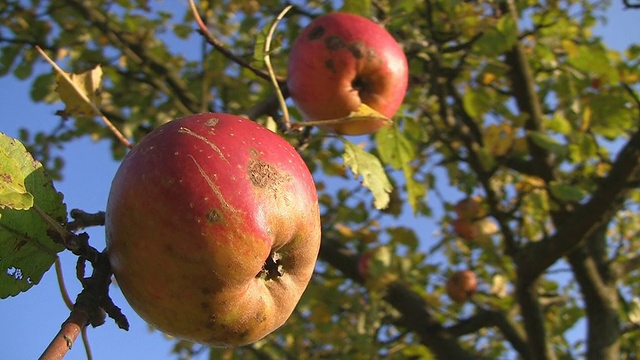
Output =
[
  {"x1": 454, "y1": 197, "x2": 482, "y2": 220},
  {"x1": 287, "y1": 12, "x2": 409, "y2": 135},
  {"x1": 446, "y1": 270, "x2": 478, "y2": 304},
  {"x1": 106, "y1": 113, "x2": 321, "y2": 347},
  {"x1": 452, "y1": 218, "x2": 479, "y2": 241}
]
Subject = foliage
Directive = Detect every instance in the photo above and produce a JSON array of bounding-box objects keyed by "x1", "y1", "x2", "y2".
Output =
[{"x1": 1, "y1": 0, "x2": 640, "y2": 359}]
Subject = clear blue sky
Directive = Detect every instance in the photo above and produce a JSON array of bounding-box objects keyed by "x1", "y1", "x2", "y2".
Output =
[{"x1": 0, "y1": 3, "x2": 638, "y2": 360}]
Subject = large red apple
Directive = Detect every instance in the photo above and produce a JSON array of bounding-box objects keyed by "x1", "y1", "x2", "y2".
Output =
[
  {"x1": 446, "y1": 270, "x2": 478, "y2": 304},
  {"x1": 105, "y1": 113, "x2": 321, "y2": 347},
  {"x1": 287, "y1": 12, "x2": 409, "y2": 135}
]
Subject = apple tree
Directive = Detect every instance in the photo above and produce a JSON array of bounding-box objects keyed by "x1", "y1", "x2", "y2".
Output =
[{"x1": 1, "y1": 0, "x2": 640, "y2": 359}]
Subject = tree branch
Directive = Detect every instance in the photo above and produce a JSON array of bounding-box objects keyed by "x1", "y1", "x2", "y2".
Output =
[
  {"x1": 188, "y1": 0, "x2": 282, "y2": 84},
  {"x1": 319, "y1": 237, "x2": 478, "y2": 359},
  {"x1": 446, "y1": 308, "x2": 531, "y2": 359},
  {"x1": 66, "y1": 0, "x2": 201, "y2": 114},
  {"x1": 517, "y1": 126, "x2": 640, "y2": 286},
  {"x1": 567, "y1": 225, "x2": 621, "y2": 359},
  {"x1": 40, "y1": 309, "x2": 89, "y2": 360}
]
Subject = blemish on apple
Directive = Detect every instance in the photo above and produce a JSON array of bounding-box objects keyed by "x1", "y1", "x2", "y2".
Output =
[
  {"x1": 324, "y1": 59, "x2": 335, "y2": 72},
  {"x1": 204, "y1": 117, "x2": 219, "y2": 127},
  {"x1": 347, "y1": 41, "x2": 366, "y2": 59},
  {"x1": 324, "y1": 35, "x2": 345, "y2": 51},
  {"x1": 307, "y1": 25, "x2": 325, "y2": 40},
  {"x1": 205, "y1": 208, "x2": 221, "y2": 223}
]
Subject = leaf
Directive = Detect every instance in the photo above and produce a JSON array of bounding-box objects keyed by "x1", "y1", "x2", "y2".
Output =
[
  {"x1": 342, "y1": 139, "x2": 392, "y2": 210},
  {"x1": 528, "y1": 131, "x2": 567, "y2": 157},
  {"x1": 475, "y1": 16, "x2": 518, "y2": 56},
  {"x1": 0, "y1": 139, "x2": 34, "y2": 210},
  {"x1": 55, "y1": 65, "x2": 103, "y2": 117},
  {"x1": 341, "y1": 0, "x2": 371, "y2": 16},
  {"x1": 549, "y1": 181, "x2": 586, "y2": 203},
  {"x1": 375, "y1": 125, "x2": 426, "y2": 213},
  {"x1": 0, "y1": 133, "x2": 67, "y2": 299},
  {"x1": 628, "y1": 298, "x2": 640, "y2": 324}
]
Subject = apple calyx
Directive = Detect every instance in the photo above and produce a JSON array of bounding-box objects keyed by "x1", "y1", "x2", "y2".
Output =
[{"x1": 258, "y1": 252, "x2": 284, "y2": 281}]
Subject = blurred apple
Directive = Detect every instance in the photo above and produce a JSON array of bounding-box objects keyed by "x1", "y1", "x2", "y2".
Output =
[
  {"x1": 446, "y1": 270, "x2": 478, "y2": 304},
  {"x1": 454, "y1": 197, "x2": 482, "y2": 220},
  {"x1": 452, "y1": 218, "x2": 479, "y2": 240},
  {"x1": 287, "y1": 12, "x2": 408, "y2": 135}
]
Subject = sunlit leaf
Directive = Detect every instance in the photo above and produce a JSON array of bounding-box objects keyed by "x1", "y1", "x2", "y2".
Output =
[
  {"x1": 0, "y1": 133, "x2": 66, "y2": 298},
  {"x1": 55, "y1": 65, "x2": 102, "y2": 117},
  {"x1": 529, "y1": 131, "x2": 568, "y2": 157},
  {"x1": 376, "y1": 125, "x2": 426, "y2": 213},
  {"x1": 342, "y1": 139, "x2": 392, "y2": 210},
  {"x1": 549, "y1": 181, "x2": 586, "y2": 203}
]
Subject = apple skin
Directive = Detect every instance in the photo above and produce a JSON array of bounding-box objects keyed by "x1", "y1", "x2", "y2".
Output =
[
  {"x1": 287, "y1": 12, "x2": 409, "y2": 135},
  {"x1": 452, "y1": 218, "x2": 479, "y2": 241},
  {"x1": 454, "y1": 197, "x2": 482, "y2": 220},
  {"x1": 105, "y1": 113, "x2": 321, "y2": 347},
  {"x1": 446, "y1": 270, "x2": 478, "y2": 304}
]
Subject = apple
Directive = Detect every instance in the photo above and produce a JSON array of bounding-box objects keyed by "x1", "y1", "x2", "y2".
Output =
[
  {"x1": 357, "y1": 251, "x2": 373, "y2": 279},
  {"x1": 105, "y1": 113, "x2": 321, "y2": 347},
  {"x1": 454, "y1": 197, "x2": 482, "y2": 220},
  {"x1": 287, "y1": 12, "x2": 409, "y2": 135},
  {"x1": 446, "y1": 270, "x2": 478, "y2": 304},
  {"x1": 452, "y1": 218, "x2": 479, "y2": 241}
]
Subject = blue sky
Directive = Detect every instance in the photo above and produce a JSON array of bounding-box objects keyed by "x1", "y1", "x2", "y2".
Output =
[{"x1": 0, "y1": 3, "x2": 638, "y2": 360}]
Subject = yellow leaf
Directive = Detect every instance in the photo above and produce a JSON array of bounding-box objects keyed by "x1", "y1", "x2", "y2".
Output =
[
  {"x1": 483, "y1": 123, "x2": 514, "y2": 157},
  {"x1": 481, "y1": 72, "x2": 496, "y2": 85},
  {"x1": 490, "y1": 274, "x2": 508, "y2": 298},
  {"x1": 56, "y1": 65, "x2": 103, "y2": 117},
  {"x1": 515, "y1": 176, "x2": 546, "y2": 193}
]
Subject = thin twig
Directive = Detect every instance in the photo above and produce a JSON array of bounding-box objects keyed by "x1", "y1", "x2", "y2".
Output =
[
  {"x1": 55, "y1": 257, "x2": 74, "y2": 310},
  {"x1": 188, "y1": 0, "x2": 280, "y2": 83},
  {"x1": 264, "y1": 5, "x2": 294, "y2": 131}
]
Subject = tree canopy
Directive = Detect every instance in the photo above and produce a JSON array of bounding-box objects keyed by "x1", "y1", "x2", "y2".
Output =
[{"x1": 1, "y1": 0, "x2": 640, "y2": 359}]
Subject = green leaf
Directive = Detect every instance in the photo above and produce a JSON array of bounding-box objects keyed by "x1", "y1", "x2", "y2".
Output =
[
  {"x1": 475, "y1": 16, "x2": 518, "y2": 56},
  {"x1": 528, "y1": 131, "x2": 567, "y2": 157},
  {"x1": 375, "y1": 125, "x2": 426, "y2": 213},
  {"x1": 462, "y1": 88, "x2": 492, "y2": 119},
  {"x1": 342, "y1": 139, "x2": 392, "y2": 210},
  {"x1": 0, "y1": 141, "x2": 34, "y2": 210},
  {"x1": 586, "y1": 94, "x2": 634, "y2": 139},
  {"x1": 549, "y1": 181, "x2": 586, "y2": 203},
  {"x1": 341, "y1": 0, "x2": 371, "y2": 16},
  {"x1": 0, "y1": 133, "x2": 67, "y2": 299},
  {"x1": 387, "y1": 226, "x2": 419, "y2": 251}
]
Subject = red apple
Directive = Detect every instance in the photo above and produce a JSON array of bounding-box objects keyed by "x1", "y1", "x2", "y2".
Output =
[
  {"x1": 357, "y1": 251, "x2": 373, "y2": 279},
  {"x1": 454, "y1": 197, "x2": 482, "y2": 220},
  {"x1": 105, "y1": 113, "x2": 321, "y2": 347},
  {"x1": 452, "y1": 218, "x2": 479, "y2": 241},
  {"x1": 446, "y1": 270, "x2": 478, "y2": 304},
  {"x1": 287, "y1": 12, "x2": 409, "y2": 135}
]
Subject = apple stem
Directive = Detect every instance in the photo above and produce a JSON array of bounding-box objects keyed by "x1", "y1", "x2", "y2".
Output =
[{"x1": 264, "y1": 5, "x2": 293, "y2": 131}]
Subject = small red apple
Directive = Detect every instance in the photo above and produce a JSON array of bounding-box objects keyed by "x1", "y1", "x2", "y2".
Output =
[
  {"x1": 452, "y1": 218, "x2": 479, "y2": 241},
  {"x1": 357, "y1": 251, "x2": 373, "y2": 279},
  {"x1": 454, "y1": 197, "x2": 482, "y2": 220},
  {"x1": 446, "y1": 270, "x2": 477, "y2": 304},
  {"x1": 287, "y1": 12, "x2": 409, "y2": 135},
  {"x1": 105, "y1": 113, "x2": 321, "y2": 347}
]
